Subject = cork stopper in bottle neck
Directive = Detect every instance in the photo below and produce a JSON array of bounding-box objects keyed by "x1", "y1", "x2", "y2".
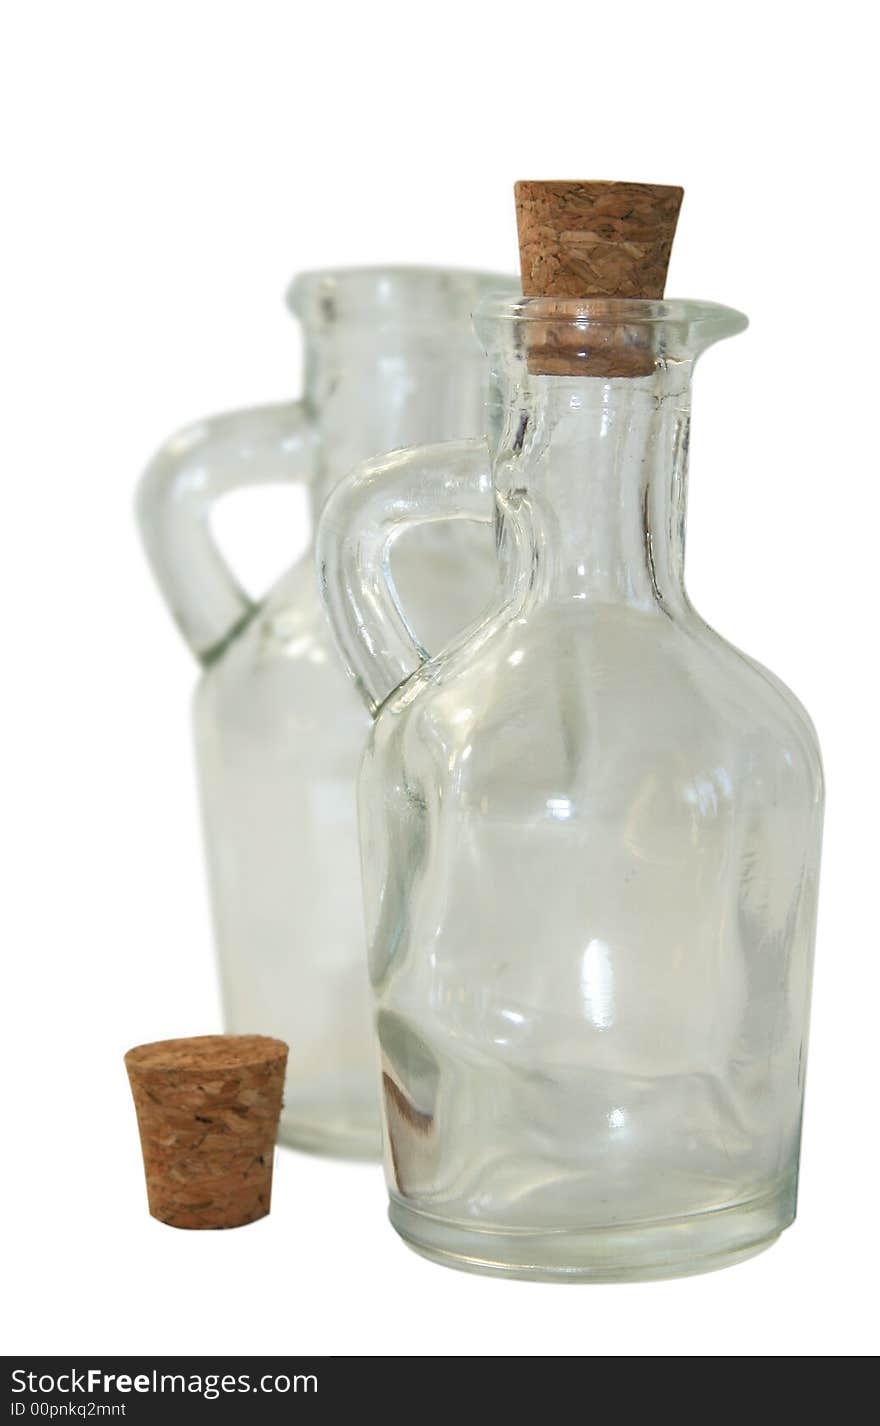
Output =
[{"x1": 514, "y1": 180, "x2": 683, "y2": 377}]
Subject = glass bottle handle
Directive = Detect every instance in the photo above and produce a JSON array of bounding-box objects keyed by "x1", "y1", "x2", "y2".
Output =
[
  {"x1": 317, "y1": 439, "x2": 494, "y2": 714},
  {"x1": 136, "y1": 399, "x2": 316, "y2": 661}
]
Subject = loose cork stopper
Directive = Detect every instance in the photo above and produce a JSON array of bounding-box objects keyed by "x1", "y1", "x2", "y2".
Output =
[
  {"x1": 125, "y1": 1035, "x2": 288, "y2": 1230},
  {"x1": 514, "y1": 180, "x2": 683, "y2": 376}
]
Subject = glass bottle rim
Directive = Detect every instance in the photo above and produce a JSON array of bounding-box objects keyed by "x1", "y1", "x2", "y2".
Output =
[
  {"x1": 288, "y1": 266, "x2": 519, "y2": 326},
  {"x1": 474, "y1": 293, "x2": 748, "y2": 339}
]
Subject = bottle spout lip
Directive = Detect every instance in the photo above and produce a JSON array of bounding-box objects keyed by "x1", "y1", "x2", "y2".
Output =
[
  {"x1": 473, "y1": 297, "x2": 748, "y2": 372},
  {"x1": 475, "y1": 294, "x2": 747, "y2": 336}
]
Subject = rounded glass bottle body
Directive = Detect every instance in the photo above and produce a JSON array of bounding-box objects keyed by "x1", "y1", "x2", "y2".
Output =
[
  {"x1": 320, "y1": 297, "x2": 823, "y2": 1270},
  {"x1": 139, "y1": 268, "x2": 514, "y2": 1157}
]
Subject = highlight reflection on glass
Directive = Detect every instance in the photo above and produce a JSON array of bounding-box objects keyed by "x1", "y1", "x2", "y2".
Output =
[{"x1": 580, "y1": 938, "x2": 615, "y2": 1031}]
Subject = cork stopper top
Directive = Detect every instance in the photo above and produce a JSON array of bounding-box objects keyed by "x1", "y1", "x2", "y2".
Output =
[
  {"x1": 515, "y1": 181, "x2": 683, "y2": 299},
  {"x1": 125, "y1": 1034, "x2": 287, "y2": 1078}
]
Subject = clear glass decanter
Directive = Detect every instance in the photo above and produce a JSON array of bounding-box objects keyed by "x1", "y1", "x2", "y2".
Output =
[
  {"x1": 318, "y1": 293, "x2": 824, "y2": 1274},
  {"x1": 137, "y1": 267, "x2": 515, "y2": 1158}
]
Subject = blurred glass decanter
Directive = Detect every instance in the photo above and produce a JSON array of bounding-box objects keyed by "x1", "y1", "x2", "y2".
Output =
[
  {"x1": 138, "y1": 267, "x2": 515, "y2": 1157},
  {"x1": 318, "y1": 186, "x2": 823, "y2": 1274}
]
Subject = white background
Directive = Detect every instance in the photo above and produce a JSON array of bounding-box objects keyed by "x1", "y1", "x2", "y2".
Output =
[{"x1": 2, "y1": 1, "x2": 877, "y2": 1358}]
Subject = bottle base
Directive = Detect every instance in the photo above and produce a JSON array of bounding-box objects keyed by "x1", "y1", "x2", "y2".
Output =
[{"x1": 388, "y1": 1187, "x2": 793, "y2": 1283}]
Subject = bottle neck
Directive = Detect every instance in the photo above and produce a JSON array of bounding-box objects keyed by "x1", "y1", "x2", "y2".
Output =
[
  {"x1": 301, "y1": 324, "x2": 494, "y2": 517},
  {"x1": 492, "y1": 366, "x2": 693, "y2": 614}
]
